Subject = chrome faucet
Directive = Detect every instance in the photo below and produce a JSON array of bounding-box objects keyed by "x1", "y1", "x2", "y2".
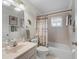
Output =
[{"x1": 8, "y1": 39, "x2": 17, "y2": 47}]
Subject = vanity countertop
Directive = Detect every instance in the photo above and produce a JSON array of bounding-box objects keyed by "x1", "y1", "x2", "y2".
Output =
[{"x1": 2, "y1": 42, "x2": 37, "y2": 59}]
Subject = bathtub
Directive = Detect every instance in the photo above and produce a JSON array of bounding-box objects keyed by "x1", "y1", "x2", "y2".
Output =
[{"x1": 48, "y1": 42, "x2": 72, "y2": 59}]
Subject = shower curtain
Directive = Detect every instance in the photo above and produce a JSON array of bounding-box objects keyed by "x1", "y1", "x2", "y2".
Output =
[{"x1": 36, "y1": 17, "x2": 48, "y2": 46}]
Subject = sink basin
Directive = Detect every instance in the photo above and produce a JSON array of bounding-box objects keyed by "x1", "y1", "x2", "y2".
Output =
[{"x1": 5, "y1": 42, "x2": 25, "y2": 53}]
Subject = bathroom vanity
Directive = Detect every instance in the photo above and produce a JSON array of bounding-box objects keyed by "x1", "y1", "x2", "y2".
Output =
[{"x1": 2, "y1": 42, "x2": 37, "y2": 59}]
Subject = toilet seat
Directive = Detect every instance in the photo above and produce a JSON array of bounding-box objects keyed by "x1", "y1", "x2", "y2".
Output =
[{"x1": 37, "y1": 46, "x2": 48, "y2": 52}]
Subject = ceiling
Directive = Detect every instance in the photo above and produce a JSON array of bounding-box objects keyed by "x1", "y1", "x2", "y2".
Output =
[{"x1": 27, "y1": 0, "x2": 72, "y2": 15}]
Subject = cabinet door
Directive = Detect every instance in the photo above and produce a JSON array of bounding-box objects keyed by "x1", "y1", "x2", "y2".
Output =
[
  {"x1": 28, "y1": 48, "x2": 37, "y2": 59},
  {"x1": 16, "y1": 47, "x2": 37, "y2": 59},
  {"x1": 29, "y1": 55, "x2": 36, "y2": 59},
  {"x1": 16, "y1": 53, "x2": 28, "y2": 59}
]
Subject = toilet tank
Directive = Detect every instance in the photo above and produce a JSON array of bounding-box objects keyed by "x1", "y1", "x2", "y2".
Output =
[{"x1": 31, "y1": 37, "x2": 38, "y2": 43}]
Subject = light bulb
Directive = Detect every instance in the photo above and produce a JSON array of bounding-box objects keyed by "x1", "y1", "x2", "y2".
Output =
[
  {"x1": 7, "y1": 0, "x2": 14, "y2": 3},
  {"x1": 19, "y1": 4, "x2": 25, "y2": 10},
  {"x1": 14, "y1": 7, "x2": 22, "y2": 11},
  {"x1": 2, "y1": 0, "x2": 11, "y2": 6}
]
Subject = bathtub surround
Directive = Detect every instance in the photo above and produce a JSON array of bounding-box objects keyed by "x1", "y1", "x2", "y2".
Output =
[{"x1": 48, "y1": 12, "x2": 72, "y2": 47}]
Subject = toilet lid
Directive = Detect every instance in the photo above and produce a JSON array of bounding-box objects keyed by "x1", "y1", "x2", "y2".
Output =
[{"x1": 37, "y1": 46, "x2": 48, "y2": 51}]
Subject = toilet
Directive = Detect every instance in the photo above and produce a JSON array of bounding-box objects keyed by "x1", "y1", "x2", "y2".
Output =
[
  {"x1": 31, "y1": 38, "x2": 48, "y2": 59},
  {"x1": 37, "y1": 46, "x2": 48, "y2": 59}
]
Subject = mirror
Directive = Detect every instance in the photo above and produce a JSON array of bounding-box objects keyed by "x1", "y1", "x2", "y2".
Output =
[{"x1": 2, "y1": 3, "x2": 24, "y2": 42}]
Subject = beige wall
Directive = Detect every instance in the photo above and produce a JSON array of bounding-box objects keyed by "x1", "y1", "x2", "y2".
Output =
[{"x1": 48, "y1": 12, "x2": 72, "y2": 46}]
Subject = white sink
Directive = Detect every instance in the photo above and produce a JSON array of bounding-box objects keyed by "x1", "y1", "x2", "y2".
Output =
[{"x1": 5, "y1": 42, "x2": 26, "y2": 53}]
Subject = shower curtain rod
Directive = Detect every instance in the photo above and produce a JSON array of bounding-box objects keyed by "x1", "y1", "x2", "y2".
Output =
[{"x1": 37, "y1": 9, "x2": 72, "y2": 17}]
